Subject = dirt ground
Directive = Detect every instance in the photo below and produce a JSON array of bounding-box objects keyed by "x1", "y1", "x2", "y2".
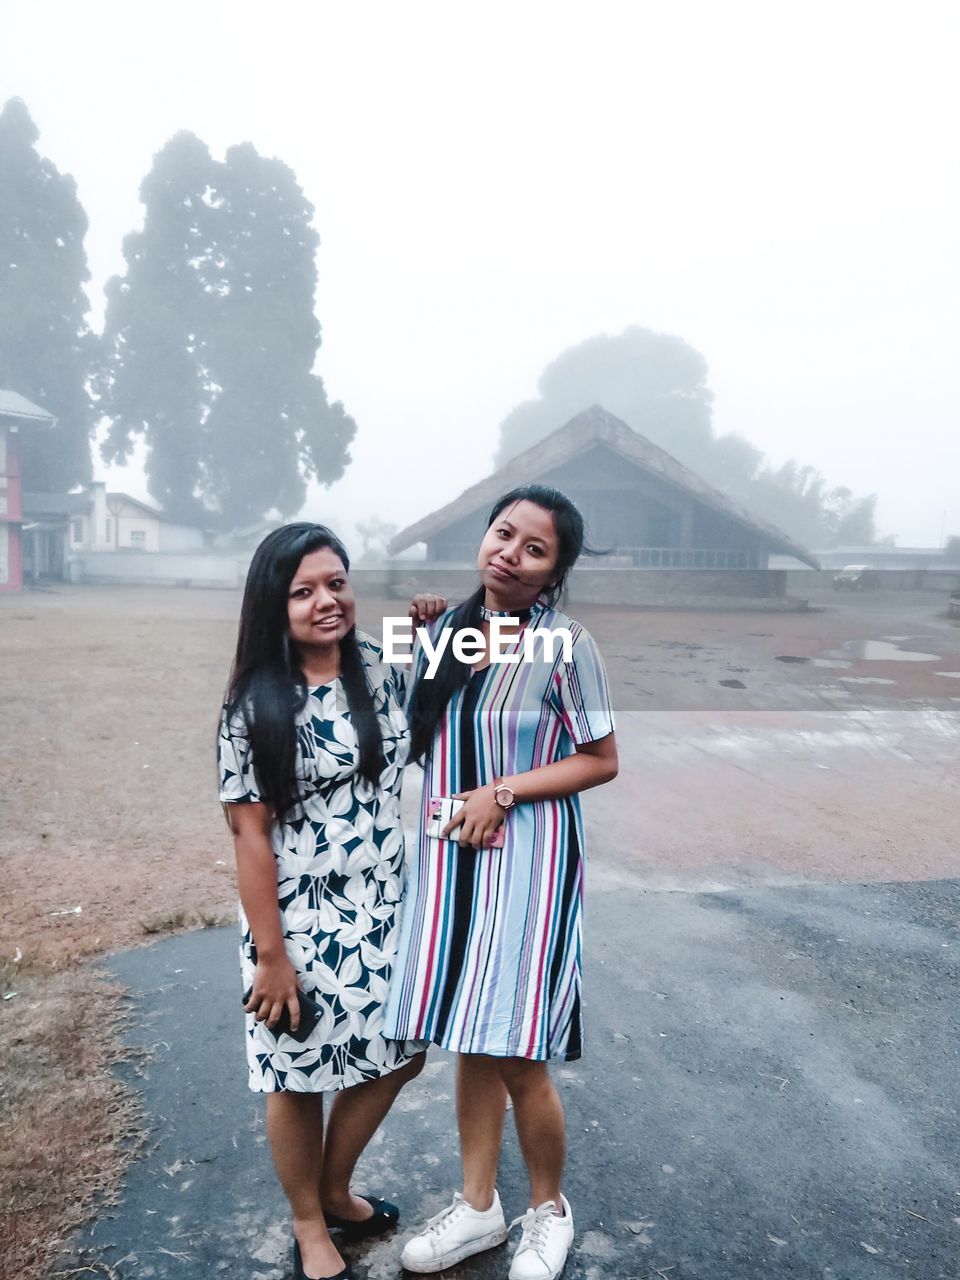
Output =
[{"x1": 1, "y1": 582, "x2": 959, "y2": 1278}]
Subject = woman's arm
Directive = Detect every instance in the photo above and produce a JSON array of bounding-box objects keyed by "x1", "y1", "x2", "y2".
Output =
[
  {"x1": 444, "y1": 733, "x2": 619, "y2": 848},
  {"x1": 227, "y1": 802, "x2": 302, "y2": 1031}
]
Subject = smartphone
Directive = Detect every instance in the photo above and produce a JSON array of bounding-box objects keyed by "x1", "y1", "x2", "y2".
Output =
[
  {"x1": 425, "y1": 796, "x2": 505, "y2": 848},
  {"x1": 241, "y1": 986, "x2": 322, "y2": 1043}
]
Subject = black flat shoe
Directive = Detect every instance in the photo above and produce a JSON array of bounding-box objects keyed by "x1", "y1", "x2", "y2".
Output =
[
  {"x1": 324, "y1": 1195, "x2": 400, "y2": 1240},
  {"x1": 293, "y1": 1239, "x2": 354, "y2": 1280}
]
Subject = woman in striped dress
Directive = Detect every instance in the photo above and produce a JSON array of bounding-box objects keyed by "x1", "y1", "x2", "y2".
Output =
[{"x1": 384, "y1": 485, "x2": 618, "y2": 1280}]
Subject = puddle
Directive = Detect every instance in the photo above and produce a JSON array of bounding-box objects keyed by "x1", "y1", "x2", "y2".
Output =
[
  {"x1": 823, "y1": 640, "x2": 941, "y2": 663},
  {"x1": 812, "y1": 658, "x2": 853, "y2": 669},
  {"x1": 860, "y1": 641, "x2": 939, "y2": 662},
  {"x1": 839, "y1": 676, "x2": 897, "y2": 685},
  {"x1": 719, "y1": 679, "x2": 746, "y2": 689},
  {"x1": 775, "y1": 655, "x2": 809, "y2": 664},
  {"x1": 935, "y1": 671, "x2": 960, "y2": 679}
]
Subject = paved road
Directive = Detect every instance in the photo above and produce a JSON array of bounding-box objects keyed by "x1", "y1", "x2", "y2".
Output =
[{"x1": 63, "y1": 870, "x2": 960, "y2": 1280}]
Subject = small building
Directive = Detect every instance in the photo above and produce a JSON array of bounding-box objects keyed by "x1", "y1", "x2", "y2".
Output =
[
  {"x1": 388, "y1": 406, "x2": 818, "y2": 607},
  {"x1": 0, "y1": 390, "x2": 56, "y2": 592},
  {"x1": 22, "y1": 483, "x2": 212, "y2": 584}
]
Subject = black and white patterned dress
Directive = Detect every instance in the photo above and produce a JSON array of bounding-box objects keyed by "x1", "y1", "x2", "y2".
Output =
[{"x1": 218, "y1": 634, "x2": 425, "y2": 1092}]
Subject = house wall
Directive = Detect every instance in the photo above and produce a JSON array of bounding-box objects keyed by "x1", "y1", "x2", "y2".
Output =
[
  {"x1": 0, "y1": 523, "x2": 10, "y2": 588},
  {"x1": 544, "y1": 447, "x2": 691, "y2": 549},
  {"x1": 425, "y1": 446, "x2": 771, "y2": 568},
  {"x1": 104, "y1": 495, "x2": 162, "y2": 551},
  {"x1": 0, "y1": 424, "x2": 23, "y2": 590}
]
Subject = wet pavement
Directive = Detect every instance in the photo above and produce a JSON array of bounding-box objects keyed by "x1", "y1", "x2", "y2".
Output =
[
  {"x1": 60, "y1": 590, "x2": 960, "y2": 1280},
  {"x1": 62, "y1": 877, "x2": 960, "y2": 1280}
]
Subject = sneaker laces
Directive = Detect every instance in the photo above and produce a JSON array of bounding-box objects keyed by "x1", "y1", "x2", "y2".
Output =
[
  {"x1": 422, "y1": 1192, "x2": 470, "y2": 1237},
  {"x1": 509, "y1": 1201, "x2": 558, "y2": 1261}
]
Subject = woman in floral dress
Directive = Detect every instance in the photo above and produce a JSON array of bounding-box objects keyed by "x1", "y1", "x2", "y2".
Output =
[{"x1": 218, "y1": 523, "x2": 425, "y2": 1280}]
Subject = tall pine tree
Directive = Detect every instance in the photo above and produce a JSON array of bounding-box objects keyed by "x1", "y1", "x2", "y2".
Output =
[
  {"x1": 0, "y1": 98, "x2": 94, "y2": 490},
  {"x1": 98, "y1": 132, "x2": 218, "y2": 523},
  {"x1": 99, "y1": 135, "x2": 355, "y2": 527}
]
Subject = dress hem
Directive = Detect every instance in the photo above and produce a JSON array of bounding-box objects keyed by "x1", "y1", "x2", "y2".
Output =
[
  {"x1": 246, "y1": 1043, "x2": 428, "y2": 1095},
  {"x1": 392, "y1": 1030, "x2": 582, "y2": 1065}
]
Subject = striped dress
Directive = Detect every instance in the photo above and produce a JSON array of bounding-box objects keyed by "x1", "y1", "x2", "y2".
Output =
[{"x1": 382, "y1": 600, "x2": 615, "y2": 1062}]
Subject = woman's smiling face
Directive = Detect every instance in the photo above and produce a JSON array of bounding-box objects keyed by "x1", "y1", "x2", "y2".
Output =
[
  {"x1": 287, "y1": 546, "x2": 356, "y2": 655},
  {"x1": 477, "y1": 500, "x2": 560, "y2": 608}
]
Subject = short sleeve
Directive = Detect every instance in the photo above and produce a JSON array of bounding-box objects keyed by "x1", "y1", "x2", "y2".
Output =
[
  {"x1": 218, "y1": 704, "x2": 262, "y2": 804},
  {"x1": 550, "y1": 625, "x2": 616, "y2": 746}
]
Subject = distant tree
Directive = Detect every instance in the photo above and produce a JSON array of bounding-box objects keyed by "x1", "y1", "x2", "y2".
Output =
[
  {"x1": 736, "y1": 463, "x2": 876, "y2": 549},
  {"x1": 356, "y1": 515, "x2": 398, "y2": 561},
  {"x1": 944, "y1": 535, "x2": 960, "y2": 561},
  {"x1": 495, "y1": 326, "x2": 713, "y2": 469},
  {"x1": 98, "y1": 134, "x2": 355, "y2": 527},
  {"x1": 98, "y1": 132, "x2": 217, "y2": 523},
  {"x1": 0, "y1": 97, "x2": 94, "y2": 489},
  {"x1": 200, "y1": 143, "x2": 355, "y2": 527},
  {"x1": 825, "y1": 487, "x2": 877, "y2": 547},
  {"x1": 496, "y1": 326, "x2": 875, "y2": 549}
]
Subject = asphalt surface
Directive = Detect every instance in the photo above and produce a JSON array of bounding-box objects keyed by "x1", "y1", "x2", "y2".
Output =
[{"x1": 62, "y1": 871, "x2": 960, "y2": 1280}]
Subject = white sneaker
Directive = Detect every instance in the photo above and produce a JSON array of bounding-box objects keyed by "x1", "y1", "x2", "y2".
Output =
[
  {"x1": 400, "y1": 1189, "x2": 509, "y2": 1273},
  {"x1": 508, "y1": 1195, "x2": 575, "y2": 1280}
]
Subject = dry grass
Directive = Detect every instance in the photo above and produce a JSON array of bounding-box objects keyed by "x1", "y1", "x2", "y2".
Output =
[
  {"x1": 0, "y1": 959, "x2": 145, "y2": 1280},
  {"x1": 0, "y1": 586, "x2": 245, "y2": 1280}
]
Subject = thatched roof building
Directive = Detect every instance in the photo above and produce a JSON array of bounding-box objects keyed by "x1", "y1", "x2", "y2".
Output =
[{"x1": 390, "y1": 405, "x2": 818, "y2": 571}]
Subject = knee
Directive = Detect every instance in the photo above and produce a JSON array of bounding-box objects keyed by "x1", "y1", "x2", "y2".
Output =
[{"x1": 498, "y1": 1058, "x2": 548, "y2": 1099}]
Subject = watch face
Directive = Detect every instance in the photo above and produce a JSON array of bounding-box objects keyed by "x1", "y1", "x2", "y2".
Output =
[{"x1": 496, "y1": 788, "x2": 514, "y2": 808}]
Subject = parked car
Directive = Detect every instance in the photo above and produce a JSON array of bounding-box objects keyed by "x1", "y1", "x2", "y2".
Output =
[
  {"x1": 832, "y1": 564, "x2": 881, "y2": 590},
  {"x1": 949, "y1": 590, "x2": 960, "y2": 619}
]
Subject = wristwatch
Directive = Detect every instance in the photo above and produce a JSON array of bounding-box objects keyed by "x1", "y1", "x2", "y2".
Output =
[{"x1": 493, "y1": 783, "x2": 516, "y2": 810}]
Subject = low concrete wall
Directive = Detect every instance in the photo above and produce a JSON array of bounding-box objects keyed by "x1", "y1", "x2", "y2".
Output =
[
  {"x1": 365, "y1": 564, "x2": 791, "y2": 608},
  {"x1": 787, "y1": 568, "x2": 960, "y2": 593},
  {"x1": 68, "y1": 551, "x2": 249, "y2": 589}
]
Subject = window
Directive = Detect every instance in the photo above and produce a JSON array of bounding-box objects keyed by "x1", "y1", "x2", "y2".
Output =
[
  {"x1": 130, "y1": 530, "x2": 146, "y2": 549},
  {"x1": 71, "y1": 519, "x2": 83, "y2": 545}
]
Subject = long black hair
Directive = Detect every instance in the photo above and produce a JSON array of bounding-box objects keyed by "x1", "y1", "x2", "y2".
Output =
[
  {"x1": 408, "y1": 484, "x2": 588, "y2": 763},
  {"x1": 224, "y1": 522, "x2": 386, "y2": 821}
]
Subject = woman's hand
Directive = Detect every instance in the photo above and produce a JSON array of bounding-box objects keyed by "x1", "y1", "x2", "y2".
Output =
[
  {"x1": 244, "y1": 954, "x2": 301, "y2": 1031},
  {"x1": 409, "y1": 593, "x2": 448, "y2": 625},
  {"x1": 442, "y1": 786, "x2": 505, "y2": 849}
]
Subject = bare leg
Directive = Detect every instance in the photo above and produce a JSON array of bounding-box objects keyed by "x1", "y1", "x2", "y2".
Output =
[
  {"x1": 457, "y1": 1054, "x2": 509, "y2": 1211},
  {"x1": 321, "y1": 1053, "x2": 426, "y2": 1218},
  {"x1": 499, "y1": 1058, "x2": 565, "y2": 1208},
  {"x1": 266, "y1": 1092, "x2": 345, "y2": 1279}
]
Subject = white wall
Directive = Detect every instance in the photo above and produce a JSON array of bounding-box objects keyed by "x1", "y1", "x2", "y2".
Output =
[
  {"x1": 158, "y1": 522, "x2": 207, "y2": 552},
  {"x1": 69, "y1": 551, "x2": 245, "y2": 588}
]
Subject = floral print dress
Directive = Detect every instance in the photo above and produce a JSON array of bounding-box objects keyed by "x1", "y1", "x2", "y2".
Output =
[{"x1": 218, "y1": 634, "x2": 425, "y2": 1092}]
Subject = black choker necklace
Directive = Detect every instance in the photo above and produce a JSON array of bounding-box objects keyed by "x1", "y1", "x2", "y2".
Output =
[{"x1": 480, "y1": 603, "x2": 534, "y2": 623}]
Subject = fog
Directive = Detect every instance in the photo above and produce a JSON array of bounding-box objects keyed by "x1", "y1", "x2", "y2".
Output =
[{"x1": 3, "y1": 0, "x2": 957, "y2": 547}]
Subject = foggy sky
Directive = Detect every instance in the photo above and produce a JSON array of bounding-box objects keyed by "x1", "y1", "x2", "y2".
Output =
[{"x1": 3, "y1": 0, "x2": 958, "y2": 548}]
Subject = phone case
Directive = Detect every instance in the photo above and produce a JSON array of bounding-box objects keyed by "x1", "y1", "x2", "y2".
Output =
[
  {"x1": 241, "y1": 986, "x2": 322, "y2": 1043},
  {"x1": 425, "y1": 796, "x2": 505, "y2": 848}
]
